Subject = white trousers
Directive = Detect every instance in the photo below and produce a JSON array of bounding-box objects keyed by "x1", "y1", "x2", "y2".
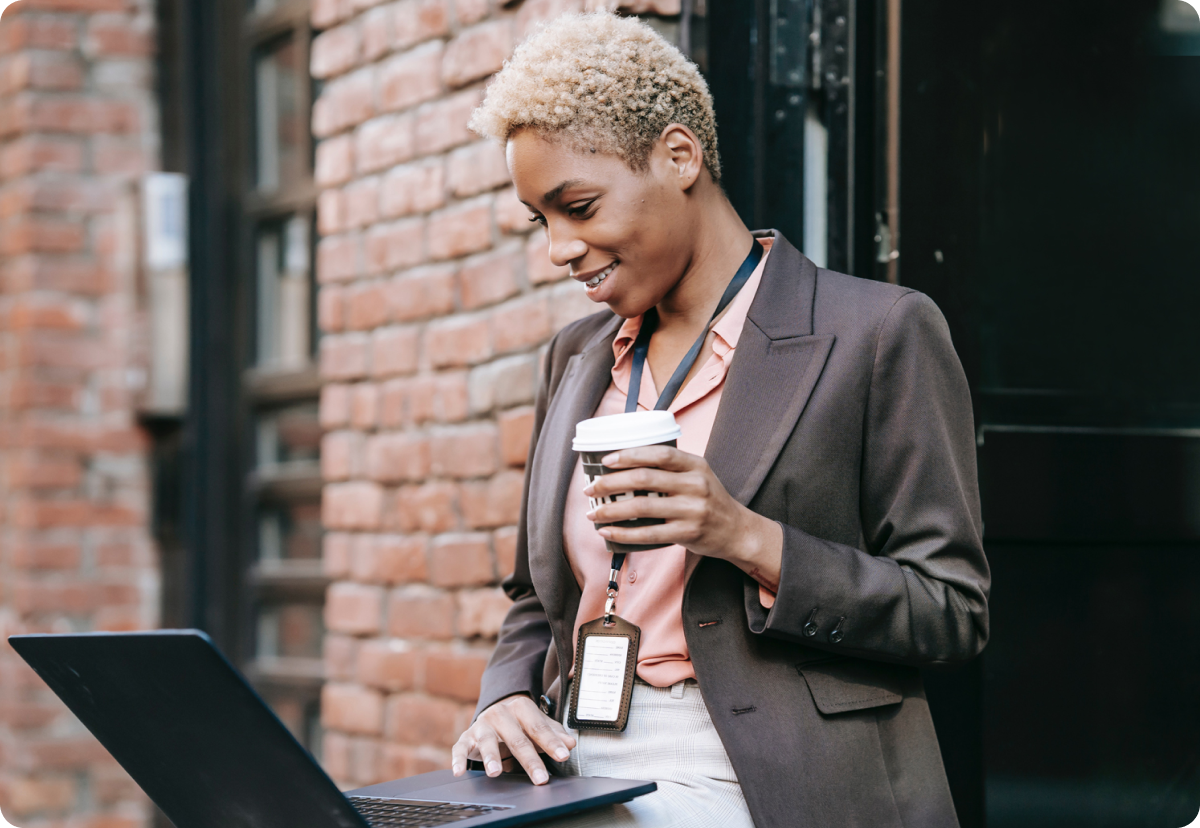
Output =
[{"x1": 542, "y1": 679, "x2": 758, "y2": 828}]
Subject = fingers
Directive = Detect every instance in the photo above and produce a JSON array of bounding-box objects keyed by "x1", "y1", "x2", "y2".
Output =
[
  {"x1": 451, "y1": 696, "x2": 576, "y2": 786},
  {"x1": 586, "y1": 467, "x2": 709, "y2": 503},
  {"x1": 600, "y1": 446, "x2": 697, "y2": 472}
]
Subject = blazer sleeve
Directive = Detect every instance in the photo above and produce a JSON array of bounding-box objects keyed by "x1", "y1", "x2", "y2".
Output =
[
  {"x1": 473, "y1": 334, "x2": 559, "y2": 719},
  {"x1": 746, "y1": 291, "x2": 990, "y2": 666}
]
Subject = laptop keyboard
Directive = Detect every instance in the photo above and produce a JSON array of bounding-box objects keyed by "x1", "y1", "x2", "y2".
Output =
[{"x1": 349, "y1": 795, "x2": 513, "y2": 827}]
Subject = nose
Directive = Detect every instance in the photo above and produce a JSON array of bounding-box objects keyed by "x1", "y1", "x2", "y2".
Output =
[{"x1": 546, "y1": 224, "x2": 587, "y2": 268}]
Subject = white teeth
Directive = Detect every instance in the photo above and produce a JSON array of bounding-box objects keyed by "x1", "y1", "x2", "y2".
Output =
[{"x1": 586, "y1": 261, "x2": 617, "y2": 288}]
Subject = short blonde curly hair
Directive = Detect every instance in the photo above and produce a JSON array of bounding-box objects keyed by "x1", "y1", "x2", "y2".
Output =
[{"x1": 469, "y1": 12, "x2": 721, "y2": 183}]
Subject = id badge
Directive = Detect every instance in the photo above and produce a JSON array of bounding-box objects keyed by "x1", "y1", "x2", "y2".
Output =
[{"x1": 568, "y1": 614, "x2": 640, "y2": 732}]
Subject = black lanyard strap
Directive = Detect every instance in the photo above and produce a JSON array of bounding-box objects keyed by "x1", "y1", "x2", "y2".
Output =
[
  {"x1": 607, "y1": 239, "x2": 764, "y2": 601},
  {"x1": 625, "y1": 240, "x2": 763, "y2": 415}
]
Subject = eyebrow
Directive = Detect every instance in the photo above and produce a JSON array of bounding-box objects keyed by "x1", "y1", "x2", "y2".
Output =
[{"x1": 543, "y1": 179, "x2": 585, "y2": 203}]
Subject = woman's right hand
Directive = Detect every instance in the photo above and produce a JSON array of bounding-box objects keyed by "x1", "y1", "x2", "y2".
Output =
[{"x1": 451, "y1": 694, "x2": 577, "y2": 786}]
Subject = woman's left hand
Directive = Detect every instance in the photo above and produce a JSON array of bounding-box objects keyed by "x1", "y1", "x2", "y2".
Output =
[{"x1": 583, "y1": 445, "x2": 783, "y2": 590}]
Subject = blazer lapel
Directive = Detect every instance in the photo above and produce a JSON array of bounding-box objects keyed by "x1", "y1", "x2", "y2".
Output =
[
  {"x1": 526, "y1": 316, "x2": 622, "y2": 621},
  {"x1": 706, "y1": 232, "x2": 836, "y2": 506}
]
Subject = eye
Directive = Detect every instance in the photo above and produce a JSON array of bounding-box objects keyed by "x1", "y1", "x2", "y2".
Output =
[
  {"x1": 528, "y1": 214, "x2": 547, "y2": 226},
  {"x1": 567, "y1": 199, "x2": 597, "y2": 219}
]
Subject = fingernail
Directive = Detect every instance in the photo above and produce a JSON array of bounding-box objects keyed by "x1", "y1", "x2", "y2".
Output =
[
  {"x1": 585, "y1": 510, "x2": 596, "y2": 520},
  {"x1": 487, "y1": 761, "x2": 501, "y2": 775},
  {"x1": 602, "y1": 453, "x2": 619, "y2": 466},
  {"x1": 598, "y1": 528, "x2": 611, "y2": 539},
  {"x1": 555, "y1": 749, "x2": 569, "y2": 761},
  {"x1": 452, "y1": 764, "x2": 463, "y2": 775},
  {"x1": 533, "y1": 770, "x2": 549, "y2": 785}
]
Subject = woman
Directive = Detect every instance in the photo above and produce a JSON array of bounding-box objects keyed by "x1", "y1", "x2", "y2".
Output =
[{"x1": 452, "y1": 12, "x2": 989, "y2": 828}]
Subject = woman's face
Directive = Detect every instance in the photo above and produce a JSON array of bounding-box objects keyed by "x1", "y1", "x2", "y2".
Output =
[{"x1": 507, "y1": 129, "x2": 696, "y2": 319}]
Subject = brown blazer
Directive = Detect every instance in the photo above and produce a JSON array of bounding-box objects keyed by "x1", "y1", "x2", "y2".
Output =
[{"x1": 475, "y1": 231, "x2": 990, "y2": 828}]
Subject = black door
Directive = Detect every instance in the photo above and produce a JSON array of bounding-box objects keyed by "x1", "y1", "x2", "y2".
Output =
[{"x1": 901, "y1": 1, "x2": 1200, "y2": 826}]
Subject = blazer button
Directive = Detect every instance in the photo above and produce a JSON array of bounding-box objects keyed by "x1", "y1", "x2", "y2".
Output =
[
  {"x1": 803, "y1": 622, "x2": 818, "y2": 637},
  {"x1": 829, "y1": 629, "x2": 844, "y2": 644}
]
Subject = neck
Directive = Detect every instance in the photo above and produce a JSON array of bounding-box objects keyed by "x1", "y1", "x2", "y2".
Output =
[{"x1": 655, "y1": 195, "x2": 756, "y2": 337}]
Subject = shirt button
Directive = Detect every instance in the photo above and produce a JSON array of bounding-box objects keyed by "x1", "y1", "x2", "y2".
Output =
[{"x1": 628, "y1": 570, "x2": 637, "y2": 583}]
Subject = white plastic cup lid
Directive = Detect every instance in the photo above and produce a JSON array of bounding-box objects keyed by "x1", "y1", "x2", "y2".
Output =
[{"x1": 572, "y1": 411, "x2": 682, "y2": 453}]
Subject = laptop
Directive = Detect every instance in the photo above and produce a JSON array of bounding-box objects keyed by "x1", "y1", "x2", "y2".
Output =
[{"x1": 8, "y1": 630, "x2": 656, "y2": 828}]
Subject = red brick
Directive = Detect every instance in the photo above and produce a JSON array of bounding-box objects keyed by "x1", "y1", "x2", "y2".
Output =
[
  {"x1": 85, "y1": 13, "x2": 153, "y2": 57},
  {"x1": 321, "y1": 430, "x2": 364, "y2": 481},
  {"x1": 365, "y1": 217, "x2": 425, "y2": 274},
  {"x1": 492, "y1": 294, "x2": 551, "y2": 354},
  {"x1": 311, "y1": 22, "x2": 361, "y2": 79},
  {"x1": 10, "y1": 500, "x2": 142, "y2": 530},
  {"x1": 361, "y1": 5, "x2": 394, "y2": 61},
  {"x1": 6, "y1": 378, "x2": 80, "y2": 411},
  {"x1": 325, "y1": 633, "x2": 361, "y2": 682},
  {"x1": 0, "y1": 52, "x2": 85, "y2": 94},
  {"x1": 429, "y1": 424, "x2": 497, "y2": 478},
  {"x1": 459, "y1": 471, "x2": 524, "y2": 529},
  {"x1": 25, "y1": 96, "x2": 140, "y2": 134},
  {"x1": 318, "y1": 284, "x2": 346, "y2": 333},
  {"x1": 425, "y1": 313, "x2": 491, "y2": 369},
  {"x1": 390, "y1": 0, "x2": 451, "y2": 50},
  {"x1": 0, "y1": 14, "x2": 78, "y2": 52},
  {"x1": 407, "y1": 371, "x2": 469, "y2": 424},
  {"x1": 516, "y1": 0, "x2": 585, "y2": 38},
  {"x1": 551, "y1": 278, "x2": 599, "y2": 329},
  {"x1": 343, "y1": 176, "x2": 381, "y2": 229},
  {"x1": 320, "y1": 332, "x2": 370, "y2": 380},
  {"x1": 415, "y1": 88, "x2": 482, "y2": 156},
  {"x1": 324, "y1": 532, "x2": 354, "y2": 578},
  {"x1": 347, "y1": 735, "x2": 383, "y2": 786},
  {"x1": 393, "y1": 482, "x2": 458, "y2": 534},
  {"x1": 1, "y1": 256, "x2": 110, "y2": 295},
  {"x1": 370, "y1": 325, "x2": 420, "y2": 377},
  {"x1": 316, "y1": 133, "x2": 355, "y2": 185},
  {"x1": 312, "y1": 67, "x2": 375, "y2": 138},
  {"x1": 379, "y1": 377, "x2": 410, "y2": 428},
  {"x1": 351, "y1": 382, "x2": 381, "y2": 429},
  {"x1": 93, "y1": 136, "x2": 151, "y2": 174},
  {"x1": 622, "y1": 0, "x2": 682, "y2": 11},
  {"x1": 498, "y1": 406, "x2": 535, "y2": 467},
  {"x1": 446, "y1": 140, "x2": 510, "y2": 199},
  {"x1": 318, "y1": 188, "x2": 345, "y2": 235},
  {"x1": 455, "y1": 0, "x2": 490, "y2": 25},
  {"x1": 442, "y1": 20, "x2": 511, "y2": 89},
  {"x1": 424, "y1": 650, "x2": 489, "y2": 702},
  {"x1": 321, "y1": 383, "x2": 353, "y2": 428},
  {"x1": 345, "y1": 279, "x2": 389, "y2": 330},
  {"x1": 322, "y1": 682, "x2": 385, "y2": 735},
  {"x1": 494, "y1": 186, "x2": 534, "y2": 235},
  {"x1": 374, "y1": 534, "x2": 430, "y2": 583},
  {"x1": 428, "y1": 532, "x2": 493, "y2": 587},
  {"x1": 493, "y1": 526, "x2": 518, "y2": 578},
  {"x1": 9, "y1": 539, "x2": 81, "y2": 571},
  {"x1": 5, "y1": 295, "x2": 88, "y2": 329},
  {"x1": 387, "y1": 586, "x2": 456, "y2": 639},
  {"x1": 325, "y1": 581, "x2": 385, "y2": 634},
  {"x1": 457, "y1": 247, "x2": 519, "y2": 311},
  {"x1": 466, "y1": 353, "x2": 538, "y2": 415},
  {"x1": 10, "y1": 580, "x2": 96, "y2": 615},
  {"x1": 384, "y1": 263, "x2": 454, "y2": 322},
  {"x1": 526, "y1": 229, "x2": 569, "y2": 284},
  {"x1": 427, "y1": 197, "x2": 492, "y2": 261},
  {"x1": 312, "y1": 0, "x2": 347, "y2": 28},
  {"x1": 317, "y1": 233, "x2": 363, "y2": 283},
  {"x1": 323, "y1": 481, "x2": 386, "y2": 530},
  {"x1": 1, "y1": 773, "x2": 76, "y2": 816},
  {"x1": 381, "y1": 744, "x2": 452, "y2": 780},
  {"x1": 384, "y1": 693, "x2": 461, "y2": 747},
  {"x1": 379, "y1": 41, "x2": 443, "y2": 113},
  {"x1": 358, "y1": 639, "x2": 424, "y2": 692},
  {"x1": 355, "y1": 112, "x2": 415, "y2": 174},
  {"x1": 380, "y1": 158, "x2": 445, "y2": 218},
  {"x1": 366, "y1": 432, "x2": 431, "y2": 482},
  {"x1": 323, "y1": 730, "x2": 352, "y2": 782},
  {"x1": 456, "y1": 587, "x2": 514, "y2": 638},
  {"x1": 0, "y1": 135, "x2": 84, "y2": 177},
  {"x1": 1, "y1": 216, "x2": 86, "y2": 255}
]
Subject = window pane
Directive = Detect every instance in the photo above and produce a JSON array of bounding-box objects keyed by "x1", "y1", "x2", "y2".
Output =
[
  {"x1": 257, "y1": 602, "x2": 324, "y2": 659},
  {"x1": 256, "y1": 216, "x2": 312, "y2": 368},
  {"x1": 258, "y1": 500, "x2": 322, "y2": 561},
  {"x1": 256, "y1": 402, "x2": 320, "y2": 468},
  {"x1": 255, "y1": 36, "x2": 304, "y2": 192}
]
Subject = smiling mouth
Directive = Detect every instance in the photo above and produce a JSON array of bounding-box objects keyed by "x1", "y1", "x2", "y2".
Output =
[{"x1": 585, "y1": 261, "x2": 618, "y2": 288}]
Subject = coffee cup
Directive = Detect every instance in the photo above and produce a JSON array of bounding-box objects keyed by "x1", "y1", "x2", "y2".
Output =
[{"x1": 572, "y1": 410, "x2": 683, "y2": 556}]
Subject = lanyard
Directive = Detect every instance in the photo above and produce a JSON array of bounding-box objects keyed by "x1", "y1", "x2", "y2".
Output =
[{"x1": 604, "y1": 240, "x2": 764, "y2": 618}]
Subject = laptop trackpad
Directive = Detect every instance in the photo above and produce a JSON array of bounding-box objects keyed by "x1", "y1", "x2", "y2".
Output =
[{"x1": 411, "y1": 773, "x2": 548, "y2": 804}]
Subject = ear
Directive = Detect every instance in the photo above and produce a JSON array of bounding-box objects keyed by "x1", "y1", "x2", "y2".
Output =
[{"x1": 657, "y1": 124, "x2": 705, "y2": 191}]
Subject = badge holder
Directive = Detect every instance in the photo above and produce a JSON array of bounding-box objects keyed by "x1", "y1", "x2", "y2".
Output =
[{"x1": 568, "y1": 565, "x2": 640, "y2": 732}]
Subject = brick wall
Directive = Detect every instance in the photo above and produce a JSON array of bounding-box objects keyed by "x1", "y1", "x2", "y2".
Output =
[
  {"x1": 312, "y1": 0, "x2": 679, "y2": 788},
  {"x1": 0, "y1": 1, "x2": 160, "y2": 826}
]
